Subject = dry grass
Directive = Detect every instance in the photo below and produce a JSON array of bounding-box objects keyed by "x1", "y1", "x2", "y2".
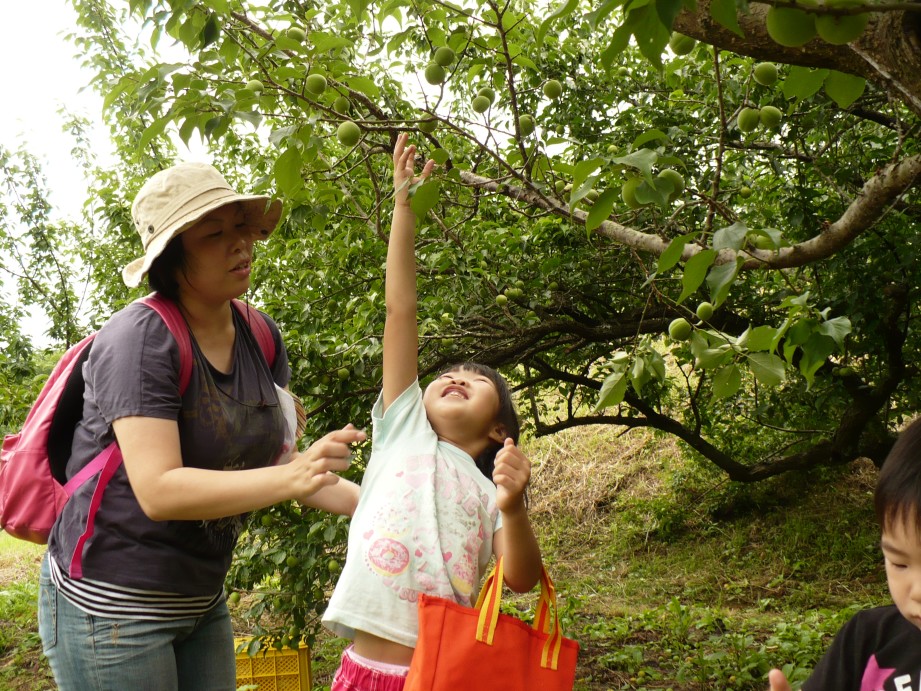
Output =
[{"x1": 527, "y1": 425, "x2": 679, "y2": 521}]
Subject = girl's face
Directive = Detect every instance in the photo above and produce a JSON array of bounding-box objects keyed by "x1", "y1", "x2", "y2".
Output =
[
  {"x1": 178, "y1": 203, "x2": 258, "y2": 302},
  {"x1": 882, "y1": 517, "x2": 921, "y2": 630},
  {"x1": 422, "y1": 368, "x2": 505, "y2": 452}
]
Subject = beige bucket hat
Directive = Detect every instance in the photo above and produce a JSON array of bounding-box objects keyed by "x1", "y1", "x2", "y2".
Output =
[{"x1": 122, "y1": 162, "x2": 283, "y2": 287}]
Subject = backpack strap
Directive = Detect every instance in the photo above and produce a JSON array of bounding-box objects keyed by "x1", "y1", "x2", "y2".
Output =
[
  {"x1": 232, "y1": 299, "x2": 277, "y2": 368},
  {"x1": 139, "y1": 294, "x2": 193, "y2": 394}
]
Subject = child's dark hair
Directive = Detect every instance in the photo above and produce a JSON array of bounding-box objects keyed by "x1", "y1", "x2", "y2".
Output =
[
  {"x1": 441, "y1": 362, "x2": 520, "y2": 481},
  {"x1": 147, "y1": 235, "x2": 186, "y2": 301},
  {"x1": 875, "y1": 417, "x2": 921, "y2": 533}
]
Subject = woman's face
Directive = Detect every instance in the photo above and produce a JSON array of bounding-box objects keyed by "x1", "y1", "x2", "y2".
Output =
[{"x1": 178, "y1": 203, "x2": 258, "y2": 302}]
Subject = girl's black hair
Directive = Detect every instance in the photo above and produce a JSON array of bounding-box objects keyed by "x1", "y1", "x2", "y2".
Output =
[
  {"x1": 875, "y1": 417, "x2": 921, "y2": 533},
  {"x1": 147, "y1": 235, "x2": 186, "y2": 301},
  {"x1": 439, "y1": 362, "x2": 520, "y2": 481}
]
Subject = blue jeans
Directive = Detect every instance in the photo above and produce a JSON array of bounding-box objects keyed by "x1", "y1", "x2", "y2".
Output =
[{"x1": 38, "y1": 554, "x2": 236, "y2": 691}]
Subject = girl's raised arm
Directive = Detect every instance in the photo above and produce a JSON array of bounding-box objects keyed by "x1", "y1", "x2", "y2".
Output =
[{"x1": 382, "y1": 133, "x2": 434, "y2": 411}]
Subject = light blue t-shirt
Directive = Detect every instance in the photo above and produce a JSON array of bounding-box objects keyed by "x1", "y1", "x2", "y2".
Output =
[{"x1": 322, "y1": 381, "x2": 501, "y2": 647}]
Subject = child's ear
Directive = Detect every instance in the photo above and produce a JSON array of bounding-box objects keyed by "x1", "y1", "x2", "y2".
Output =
[{"x1": 488, "y1": 424, "x2": 507, "y2": 445}]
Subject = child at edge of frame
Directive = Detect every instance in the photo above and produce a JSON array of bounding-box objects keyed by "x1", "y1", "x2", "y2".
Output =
[{"x1": 769, "y1": 417, "x2": 921, "y2": 691}]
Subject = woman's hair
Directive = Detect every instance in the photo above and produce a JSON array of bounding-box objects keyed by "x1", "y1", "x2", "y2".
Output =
[
  {"x1": 440, "y1": 362, "x2": 520, "y2": 481},
  {"x1": 875, "y1": 417, "x2": 921, "y2": 533},
  {"x1": 147, "y1": 235, "x2": 186, "y2": 301}
]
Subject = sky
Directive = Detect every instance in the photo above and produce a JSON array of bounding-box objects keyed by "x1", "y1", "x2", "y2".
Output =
[
  {"x1": 0, "y1": 1, "x2": 113, "y2": 220},
  {"x1": 0, "y1": 1, "x2": 206, "y2": 344}
]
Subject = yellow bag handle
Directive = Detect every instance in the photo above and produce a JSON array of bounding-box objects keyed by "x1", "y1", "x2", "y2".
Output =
[{"x1": 474, "y1": 557, "x2": 565, "y2": 670}]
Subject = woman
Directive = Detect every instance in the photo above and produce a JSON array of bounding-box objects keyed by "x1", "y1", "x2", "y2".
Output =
[{"x1": 38, "y1": 162, "x2": 364, "y2": 690}]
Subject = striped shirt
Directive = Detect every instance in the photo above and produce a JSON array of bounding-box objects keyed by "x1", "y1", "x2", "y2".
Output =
[{"x1": 49, "y1": 555, "x2": 223, "y2": 620}]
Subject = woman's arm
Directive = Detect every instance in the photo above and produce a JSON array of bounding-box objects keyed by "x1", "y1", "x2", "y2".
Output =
[
  {"x1": 113, "y1": 416, "x2": 365, "y2": 521},
  {"x1": 381, "y1": 133, "x2": 434, "y2": 412}
]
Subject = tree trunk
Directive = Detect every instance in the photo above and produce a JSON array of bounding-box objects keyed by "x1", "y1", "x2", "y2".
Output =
[{"x1": 672, "y1": 2, "x2": 921, "y2": 117}]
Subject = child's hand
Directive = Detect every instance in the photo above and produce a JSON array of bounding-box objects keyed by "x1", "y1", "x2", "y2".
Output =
[
  {"x1": 393, "y1": 132, "x2": 435, "y2": 208},
  {"x1": 493, "y1": 438, "x2": 531, "y2": 513},
  {"x1": 767, "y1": 669, "x2": 792, "y2": 691}
]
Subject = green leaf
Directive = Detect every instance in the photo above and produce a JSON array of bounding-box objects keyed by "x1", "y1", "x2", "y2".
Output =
[
  {"x1": 748, "y1": 352, "x2": 786, "y2": 387},
  {"x1": 572, "y1": 159, "x2": 604, "y2": 194},
  {"x1": 409, "y1": 178, "x2": 441, "y2": 219},
  {"x1": 744, "y1": 325, "x2": 778, "y2": 352},
  {"x1": 274, "y1": 147, "x2": 304, "y2": 198},
  {"x1": 632, "y1": 129, "x2": 670, "y2": 149},
  {"x1": 645, "y1": 349, "x2": 667, "y2": 381},
  {"x1": 537, "y1": 0, "x2": 580, "y2": 47},
  {"x1": 783, "y1": 66, "x2": 830, "y2": 101},
  {"x1": 138, "y1": 116, "x2": 170, "y2": 151},
  {"x1": 630, "y1": 357, "x2": 650, "y2": 395},
  {"x1": 709, "y1": 0, "x2": 744, "y2": 36},
  {"x1": 348, "y1": 0, "x2": 372, "y2": 20},
  {"x1": 816, "y1": 316, "x2": 852, "y2": 347},
  {"x1": 677, "y1": 249, "x2": 717, "y2": 304},
  {"x1": 430, "y1": 149, "x2": 450, "y2": 165},
  {"x1": 696, "y1": 344, "x2": 732, "y2": 369},
  {"x1": 588, "y1": 0, "x2": 630, "y2": 27},
  {"x1": 601, "y1": 23, "x2": 634, "y2": 69},
  {"x1": 656, "y1": 0, "x2": 684, "y2": 31},
  {"x1": 628, "y1": 5, "x2": 670, "y2": 66},
  {"x1": 712, "y1": 222, "x2": 748, "y2": 251},
  {"x1": 344, "y1": 76, "x2": 381, "y2": 100},
  {"x1": 595, "y1": 372, "x2": 628, "y2": 411},
  {"x1": 585, "y1": 189, "x2": 620, "y2": 231},
  {"x1": 611, "y1": 149, "x2": 658, "y2": 181},
  {"x1": 706, "y1": 257, "x2": 742, "y2": 307},
  {"x1": 712, "y1": 364, "x2": 742, "y2": 399},
  {"x1": 657, "y1": 232, "x2": 695, "y2": 273},
  {"x1": 798, "y1": 333, "x2": 837, "y2": 388},
  {"x1": 824, "y1": 71, "x2": 866, "y2": 109},
  {"x1": 200, "y1": 13, "x2": 221, "y2": 49}
]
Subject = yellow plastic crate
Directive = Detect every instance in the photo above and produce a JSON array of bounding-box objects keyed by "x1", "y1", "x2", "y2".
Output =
[{"x1": 234, "y1": 637, "x2": 312, "y2": 691}]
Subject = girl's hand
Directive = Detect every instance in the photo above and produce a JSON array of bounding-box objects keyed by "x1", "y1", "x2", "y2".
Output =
[
  {"x1": 286, "y1": 424, "x2": 366, "y2": 504},
  {"x1": 493, "y1": 438, "x2": 531, "y2": 513},
  {"x1": 393, "y1": 132, "x2": 435, "y2": 208}
]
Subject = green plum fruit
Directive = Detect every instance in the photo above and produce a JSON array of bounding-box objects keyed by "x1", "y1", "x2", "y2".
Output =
[
  {"x1": 766, "y1": 6, "x2": 817, "y2": 47},
  {"x1": 472, "y1": 95, "x2": 491, "y2": 113},
  {"x1": 753, "y1": 62, "x2": 778, "y2": 86},
  {"x1": 336, "y1": 120, "x2": 361, "y2": 147},
  {"x1": 433, "y1": 46, "x2": 456, "y2": 66},
  {"x1": 669, "y1": 33, "x2": 697, "y2": 55},
  {"x1": 424, "y1": 63, "x2": 446, "y2": 85},
  {"x1": 542, "y1": 79, "x2": 563, "y2": 99},
  {"x1": 760, "y1": 105, "x2": 782, "y2": 128},
  {"x1": 668, "y1": 318, "x2": 693, "y2": 341},
  {"x1": 305, "y1": 73, "x2": 327, "y2": 95},
  {"x1": 737, "y1": 107, "x2": 761, "y2": 133}
]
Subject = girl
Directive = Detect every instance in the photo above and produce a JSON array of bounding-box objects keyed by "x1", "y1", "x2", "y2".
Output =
[{"x1": 322, "y1": 134, "x2": 543, "y2": 690}]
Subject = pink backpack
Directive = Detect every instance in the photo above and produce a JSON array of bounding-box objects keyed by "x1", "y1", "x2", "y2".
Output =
[{"x1": 0, "y1": 294, "x2": 276, "y2": 549}]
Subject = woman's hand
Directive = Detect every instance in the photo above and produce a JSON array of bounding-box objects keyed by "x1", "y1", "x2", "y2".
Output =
[
  {"x1": 768, "y1": 669, "x2": 792, "y2": 691},
  {"x1": 285, "y1": 424, "x2": 366, "y2": 504}
]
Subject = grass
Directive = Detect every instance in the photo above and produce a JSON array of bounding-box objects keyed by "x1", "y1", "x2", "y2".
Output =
[
  {"x1": 0, "y1": 535, "x2": 52, "y2": 690},
  {"x1": 1, "y1": 426, "x2": 888, "y2": 690}
]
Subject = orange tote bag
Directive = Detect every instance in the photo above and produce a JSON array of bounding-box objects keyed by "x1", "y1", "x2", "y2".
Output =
[{"x1": 404, "y1": 557, "x2": 579, "y2": 691}]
